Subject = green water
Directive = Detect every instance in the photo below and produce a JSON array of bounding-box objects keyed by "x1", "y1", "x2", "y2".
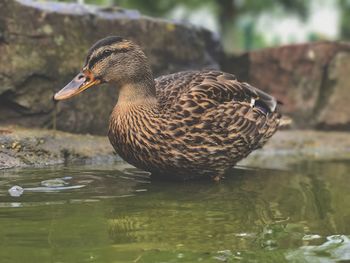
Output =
[{"x1": 0, "y1": 161, "x2": 350, "y2": 263}]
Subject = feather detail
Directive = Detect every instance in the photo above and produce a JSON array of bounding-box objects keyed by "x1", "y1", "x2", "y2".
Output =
[{"x1": 108, "y1": 70, "x2": 282, "y2": 180}]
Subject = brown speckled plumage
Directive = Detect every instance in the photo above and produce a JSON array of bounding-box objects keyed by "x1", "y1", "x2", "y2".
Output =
[
  {"x1": 109, "y1": 70, "x2": 282, "y2": 180},
  {"x1": 55, "y1": 36, "x2": 284, "y2": 180}
]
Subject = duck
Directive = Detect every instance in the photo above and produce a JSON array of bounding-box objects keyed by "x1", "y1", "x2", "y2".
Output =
[{"x1": 54, "y1": 36, "x2": 285, "y2": 181}]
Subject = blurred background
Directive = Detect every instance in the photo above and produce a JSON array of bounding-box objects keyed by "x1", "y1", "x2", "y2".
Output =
[
  {"x1": 55, "y1": 0, "x2": 350, "y2": 53},
  {"x1": 1, "y1": 0, "x2": 349, "y2": 133}
]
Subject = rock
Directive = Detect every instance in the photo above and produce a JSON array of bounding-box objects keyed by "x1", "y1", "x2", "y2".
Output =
[
  {"x1": 222, "y1": 42, "x2": 350, "y2": 130},
  {"x1": 1, "y1": 125, "x2": 350, "y2": 171},
  {"x1": 316, "y1": 52, "x2": 350, "y2": 129},
  {"x1": 239, "y1": 130, "x2": 350, "y2": 170},
  {"x1": 0, "y1": 0, "x2": 221, "y2": 135},
  {"x1": 0, "y1": 125, "x2": 119, "y2": 169}
]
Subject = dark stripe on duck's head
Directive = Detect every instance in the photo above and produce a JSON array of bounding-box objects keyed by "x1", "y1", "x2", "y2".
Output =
[
  {"x1": 87, "y1": 47, "x2": 131, "y2": 70},
  {"x1": 88, "y1": 49, "x2": 113, "y2": 69},
  {"x1": 89, "y1": 36, "x2": 124, "y2": 53},
  {"x1": 85, "y1": 36, "x2": 125, "y2": 65}
]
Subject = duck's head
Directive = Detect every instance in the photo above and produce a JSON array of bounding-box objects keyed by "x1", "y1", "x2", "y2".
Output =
[{"x1": 54, "y1": 36, "x2": 153, "y2": 101}]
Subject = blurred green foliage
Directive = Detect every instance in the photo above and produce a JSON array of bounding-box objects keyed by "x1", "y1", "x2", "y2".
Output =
[
  {"x1": 107, "y1": 0, "x2": 308, "y2": 52},
  {"x1": 56, "y1": 0, "x2": 348, "y2": 52},
  {"x1": 340, "y1": 0, "x2": 350, "y2": 39}
]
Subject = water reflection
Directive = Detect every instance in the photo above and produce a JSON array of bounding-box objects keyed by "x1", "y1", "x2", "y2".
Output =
[
  {"x1": 286, "y1": 235, "x2": 350, "y2": 262},
  {"x1": 0, "y1": 161, "x2": 349, "y2": 262}
]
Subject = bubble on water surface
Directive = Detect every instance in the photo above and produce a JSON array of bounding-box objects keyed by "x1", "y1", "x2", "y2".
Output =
[
  {"x1": 8, "y1": 185, "x2": 24, "y2": 197},
  {"x1": 60, "y1": 176, "x2": 73, "y2": 180},
  {"x1": 41, "y1": 178, "x2": 68, "y2": 187},
  {"x1": 303, "y1": 234, "x2": 322, "y2": 241},
  {"x1": 8, "y1": 179, "x2": 85, "y2": 197}
]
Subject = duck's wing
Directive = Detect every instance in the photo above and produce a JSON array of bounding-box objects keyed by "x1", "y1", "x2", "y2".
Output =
[
  {"x1": 155, "y1": 71, "x2": 204, "y2": 111},
  {"x1": 155, "y1": 70, "x2": 281, "y2": 156},
  {"x1": 155, "y1": 70, "x2": 277, "y2": 114}
]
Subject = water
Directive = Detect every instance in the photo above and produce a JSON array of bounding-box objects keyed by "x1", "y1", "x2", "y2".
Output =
[{"x1": 0, "y1": 161, "x2": 350, "y2": 263}]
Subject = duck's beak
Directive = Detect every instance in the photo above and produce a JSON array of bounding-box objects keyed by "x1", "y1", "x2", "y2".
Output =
[{"x1": 54, "y1": 70, "x2": 101, "y2": 101}]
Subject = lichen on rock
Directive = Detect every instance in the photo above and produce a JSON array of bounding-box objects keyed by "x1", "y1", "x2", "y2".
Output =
[{"x1": 0, "y1": 0, "x2": 222, "y2": 135}]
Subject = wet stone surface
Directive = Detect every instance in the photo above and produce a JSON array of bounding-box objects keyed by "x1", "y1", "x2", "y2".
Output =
[
  {"x1": 1, "y1": 126, "x2": 350, "y2": 171},
  {"x1": 0, "y1": 126, "x2": 118, "y2": 170}
]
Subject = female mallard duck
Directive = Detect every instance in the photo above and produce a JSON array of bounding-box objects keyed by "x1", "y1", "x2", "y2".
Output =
[{"x1": 54, "y1": 36, "x2": 284, "y2": 180}]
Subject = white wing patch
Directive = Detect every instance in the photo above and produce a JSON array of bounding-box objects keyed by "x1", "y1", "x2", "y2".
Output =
[{"x1": 250, "y1": 98, "x2": 255, "y2": 107}]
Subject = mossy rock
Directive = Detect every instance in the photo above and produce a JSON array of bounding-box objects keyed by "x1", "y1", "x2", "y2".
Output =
[{"x1": 0, "y1": 0, "x2": 222, "y2": 134}]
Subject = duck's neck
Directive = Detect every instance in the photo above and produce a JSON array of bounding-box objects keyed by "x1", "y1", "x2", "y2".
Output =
[{"x1": 116, "y1": 75, "x2": 157, "y2": 106}]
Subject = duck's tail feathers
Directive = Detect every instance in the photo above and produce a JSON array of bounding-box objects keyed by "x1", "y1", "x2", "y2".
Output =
[{"x1": 278, "y1": 115, "x2": 292, "y2": 128}]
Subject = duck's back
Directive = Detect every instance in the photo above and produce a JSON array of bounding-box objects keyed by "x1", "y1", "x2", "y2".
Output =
[
  {"x1": 155, "y1": 70, "x2": 278, "y2": 113},
  {"x1": 151, "y1": 70, "x2": 282, "y2": 177}
]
